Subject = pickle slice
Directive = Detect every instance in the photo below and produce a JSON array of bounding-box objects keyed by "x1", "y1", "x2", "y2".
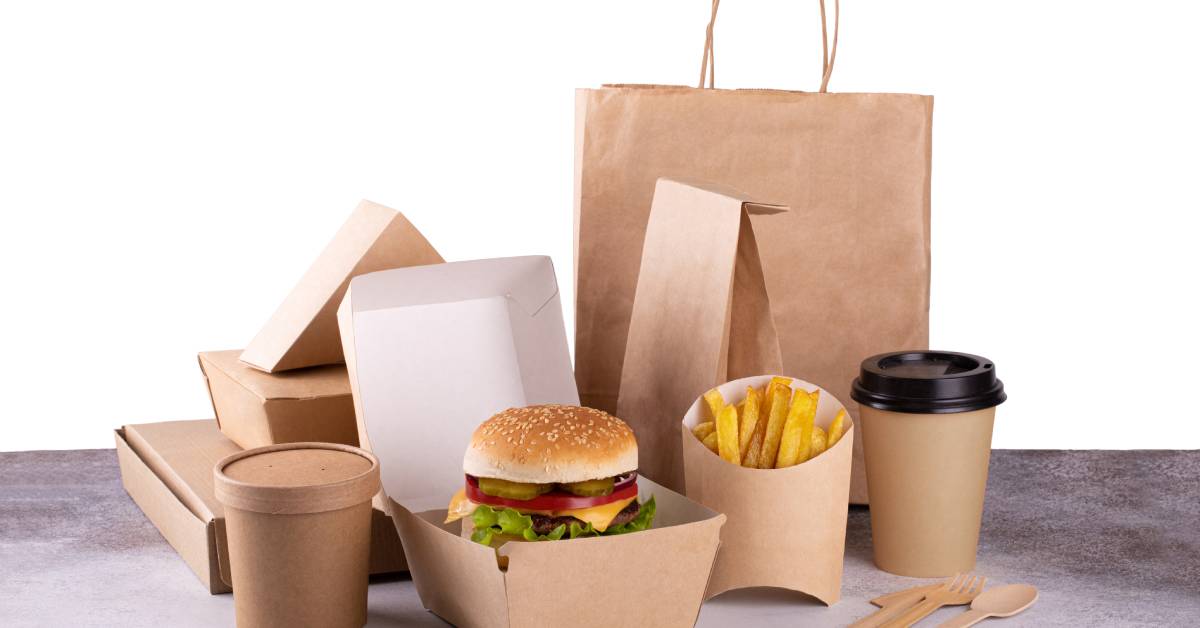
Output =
[
  {"x1": 477, "y1": 477, "x2": 552, "y2": 500},
  {"x1": 559, "y1": 477, "x2": 615, "y2": 497}
]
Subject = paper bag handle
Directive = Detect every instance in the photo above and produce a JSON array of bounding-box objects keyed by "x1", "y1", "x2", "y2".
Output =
[{"x1": 698, "y1": 0, "x2": 840, "y2": 92}]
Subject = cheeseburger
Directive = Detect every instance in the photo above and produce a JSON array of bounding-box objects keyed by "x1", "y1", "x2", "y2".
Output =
[{"x1": 445, "y1": 405, "x2": 655, "y2": 545}]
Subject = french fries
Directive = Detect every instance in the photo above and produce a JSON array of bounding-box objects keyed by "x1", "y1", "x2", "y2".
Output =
[
  {"x1": 693, "y1": 381, "x2": 846, "y2": 470},
  {"x1": 744, "y1": 419, "x2": 767, "y2": 468},
  {"x1": 692, "y1": 421, "x2": 716, "y2": 441},
  {"x1": 811, "y1": 425, "x2": 828, "y2": 457},
  {"x1": 827, "y1": 409, "x2": 846, "y2": 448},
  {"x1": 775, "y1": 389, "x2": 817, "y2": 467},
  {"x1": 703, "y1": 389, "x2": 725, "y2": 420},
  {"x1": 715, "y1": 404, "x2": 741, "y2": 465},
  {"x1": 758, "y1": 383, "x2": 792, "y2": 468},
  {"x1": 738, "y1": 386, "x2": 761, "y2": 459}
]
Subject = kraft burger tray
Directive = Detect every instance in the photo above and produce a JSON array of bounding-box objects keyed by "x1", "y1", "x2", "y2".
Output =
[{"x1": 338, "y1": 256, "x2": 726, "y2": 628}]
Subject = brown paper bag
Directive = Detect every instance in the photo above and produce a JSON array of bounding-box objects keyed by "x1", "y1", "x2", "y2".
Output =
[
  {"x1": 575, "y1": 1, "x2": 930, "y2": 501},
  {"x1": 617, "y1": 178, "x2": 786, "y2": 490}
]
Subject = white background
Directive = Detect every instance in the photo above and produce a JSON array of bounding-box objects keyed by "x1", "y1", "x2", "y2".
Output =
[{"x1": 1, "y1": 1, "x2": 1196, "y2": 451}]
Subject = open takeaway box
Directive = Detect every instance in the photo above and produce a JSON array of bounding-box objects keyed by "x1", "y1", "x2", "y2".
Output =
[
  {"x1": 337, "y1": 256, "x2": 726, "y2": 628},
  {"x1": 114, "y1": 419, "x2": 405, "y2": 594}
]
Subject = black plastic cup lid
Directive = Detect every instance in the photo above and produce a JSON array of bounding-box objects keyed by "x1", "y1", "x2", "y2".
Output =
[{"x1": 851, "y1": 351, "x2": 1006, "y2": 414}]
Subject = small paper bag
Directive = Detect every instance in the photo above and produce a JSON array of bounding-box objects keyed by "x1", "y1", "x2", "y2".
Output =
[{"x1": 617, "y1": 178, "x2": 785, "y2": 491}]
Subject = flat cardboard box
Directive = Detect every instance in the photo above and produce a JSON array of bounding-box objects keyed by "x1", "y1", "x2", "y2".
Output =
[
  {"x1": 682, "y1": 375, "x2": 854, "y2": 603},
  {"x1": 198, "y1": 349, "x2": 358, "y2": 449},
  {"x1": 115, "y1": 419, "x2": 405, "y2": 594},
  {"x1": 338, "y1": 256, "x2": 726, "y2": 628},
  {"x1": 240, "y1": 199, "x2": 443, "y2": 373}
]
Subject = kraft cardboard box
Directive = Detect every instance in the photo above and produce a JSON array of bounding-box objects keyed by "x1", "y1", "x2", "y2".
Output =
[
  {"x1": 198, "y1": 350, "x2": 357, "y2": 449},
  {"x1": 115, "y1": 419, "x2": 405, "y2": 594},
  {"x1": 239, "y1": 199, "x2": 443, "y2": 374},
  {"x1": 681, "y1": 375, "x2": 854, "y2": 603},
  {"x1": 338, "y1": 256, "x2": 726, "y2": 628}
]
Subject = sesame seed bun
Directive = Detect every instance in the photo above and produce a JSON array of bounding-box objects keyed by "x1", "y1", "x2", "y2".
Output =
[{"x1": 462, "y1": 405, "x2": 638, "y2": 484}]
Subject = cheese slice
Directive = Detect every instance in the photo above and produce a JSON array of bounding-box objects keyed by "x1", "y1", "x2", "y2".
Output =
[{"x1": 444, "y1": 488, "x2": 636, "y2": 532}]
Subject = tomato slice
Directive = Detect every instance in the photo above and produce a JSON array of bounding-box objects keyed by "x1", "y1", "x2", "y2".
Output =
[{"x1": 465, "y1": 472, "x2": 638, "y2": 511}]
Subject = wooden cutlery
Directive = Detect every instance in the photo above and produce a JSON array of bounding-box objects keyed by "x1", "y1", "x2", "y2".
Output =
[
  {"x1": 936, "y1": 584, "x2": 1038, "y2": 627},
  {"x1": 881, "y1": 574, "x2": 987, "y2": 628},
  {"x1": 849, "y1": 582, "x2": 944, "y2": 628},
  {"x1": 856, "y1": 575, "x2": 1037, "y2": 627}
]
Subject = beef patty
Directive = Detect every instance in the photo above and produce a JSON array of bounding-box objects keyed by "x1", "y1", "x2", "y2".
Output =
[{"x1": 529, "y1": 499, "x2": 640, "y2": 535}]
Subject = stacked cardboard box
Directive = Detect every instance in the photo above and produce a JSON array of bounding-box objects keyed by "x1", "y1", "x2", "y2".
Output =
[
  {"x1": 203, "y1": 200, "x2": 443, "y2": 450},
  {"x1": 117, "y1": 199, "x2": 444, "y2": 592},
  {"x1": 115, "y1": 419, "x2": 405, "y2": 593}
]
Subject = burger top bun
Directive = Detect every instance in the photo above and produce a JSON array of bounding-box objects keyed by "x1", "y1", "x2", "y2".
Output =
[{"x1": 463, "y1": 405, "x2": 638, "y2": 484}]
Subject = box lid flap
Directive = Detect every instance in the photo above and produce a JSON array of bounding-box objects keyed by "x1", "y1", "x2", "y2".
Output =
[
  {"x1": 347, "y1": 255, "x2": 559, "y2": 317},
  {"x1": 240, "y1": 200, "x2": 443, "y2": 373},
  {"x1": 338, "y1": 256, "x2": 579, "y2": 511},
  {"x1": 123, "y1": 420, "x2": 241, "y2": 523},
  {"x1": 199, "y1": 350, "x2": 350, "y2": 400}
]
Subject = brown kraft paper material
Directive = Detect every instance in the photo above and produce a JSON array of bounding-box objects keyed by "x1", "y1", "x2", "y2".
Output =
[
  {"x1": 240, "y1": 200, "x2": 443, "y2": 374},
  {"x1": 682, "y1": 375, "x2": 854, "y2": 601},
  {"x1": 574, "y1": 1, "x2": 931, "y2": 502},
  {"x1": 336, "y1": 257, "x2": 726, "y2": 628},
  {"x1": 617, "y1": 178, "x2": 785, "y2": 491},
  {"x1": 860, "y1": 406, "x2": 997, "y2": 577},
  {"x1": 214, "y1": 443, "x2": 380, "y2": 628}
]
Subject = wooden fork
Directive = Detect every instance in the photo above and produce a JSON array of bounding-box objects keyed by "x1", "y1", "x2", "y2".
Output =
[{"x1": 881, "y1": 573, "x2": 987, "y2": 628}]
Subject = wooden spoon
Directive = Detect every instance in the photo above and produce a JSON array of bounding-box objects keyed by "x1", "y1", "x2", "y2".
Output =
[{"x1": 936, "y1": 584, "x2": 1039, "y2": 628}]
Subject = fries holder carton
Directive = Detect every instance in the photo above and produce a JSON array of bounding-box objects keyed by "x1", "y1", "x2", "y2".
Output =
[
  {"x1": 198, "y1": 350, "x2": 359, "y2": 449},
  {"x1": 338, "y1": 256, "x2": 726, "y2": 628},
  {"x1": 114, "y1": 419, "x2": 406, "y2": 595},
  {"x1": 681, "y1": 375, "x2": 854, "y2": 603}
]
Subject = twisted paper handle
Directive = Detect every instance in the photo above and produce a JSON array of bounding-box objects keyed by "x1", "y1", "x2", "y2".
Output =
[{"x1": 698, "y1": 0, "x2": 839, "y2": 92}]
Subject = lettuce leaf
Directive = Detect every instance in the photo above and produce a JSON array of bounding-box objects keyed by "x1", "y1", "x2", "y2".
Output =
[
  {"x1": 604, "y1": 496, "x2": 656, "y2": 535},
  {"x1": 470, "y1": 527, "x2": 495, "y2": 546},
  {"x1": 568, "y1": 521, "x2": 597, "y2": 539},
  {"x1": 521, "y1": 524, "x2": 567, "y2": 541}
]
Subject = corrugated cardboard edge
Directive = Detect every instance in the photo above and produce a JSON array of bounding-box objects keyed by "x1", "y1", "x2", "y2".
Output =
[
  {"x1": 115, "y1": 429, "x2": 230, "y2": 594},
  {"x1": 681, "y1": 375, "x2": 855, "y2": 603}
]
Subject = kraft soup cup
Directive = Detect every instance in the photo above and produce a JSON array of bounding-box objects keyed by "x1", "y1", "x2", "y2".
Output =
[
  {"x1": 681, "y1": 375, "x2": 855, "y2": 603},
  {"x1": 214, "y1": 442, "x2": 380, "y2": 628},
  {"x1": 852, "y1": 351, "x2": 1007, "y2": 577}
]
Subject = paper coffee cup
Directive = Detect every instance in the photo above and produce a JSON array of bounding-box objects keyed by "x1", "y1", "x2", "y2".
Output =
[
  {"x1": 214, "y1": 442, "x2": 380, "y2": 628},
  {"x1": 852, "y1": 351, "x2": 1006, "y2": 577}
]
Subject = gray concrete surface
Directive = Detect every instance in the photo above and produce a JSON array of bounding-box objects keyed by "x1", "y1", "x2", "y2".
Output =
[{"x1": 2, "y1": 450, "x2": 1197, "y2": 627}]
